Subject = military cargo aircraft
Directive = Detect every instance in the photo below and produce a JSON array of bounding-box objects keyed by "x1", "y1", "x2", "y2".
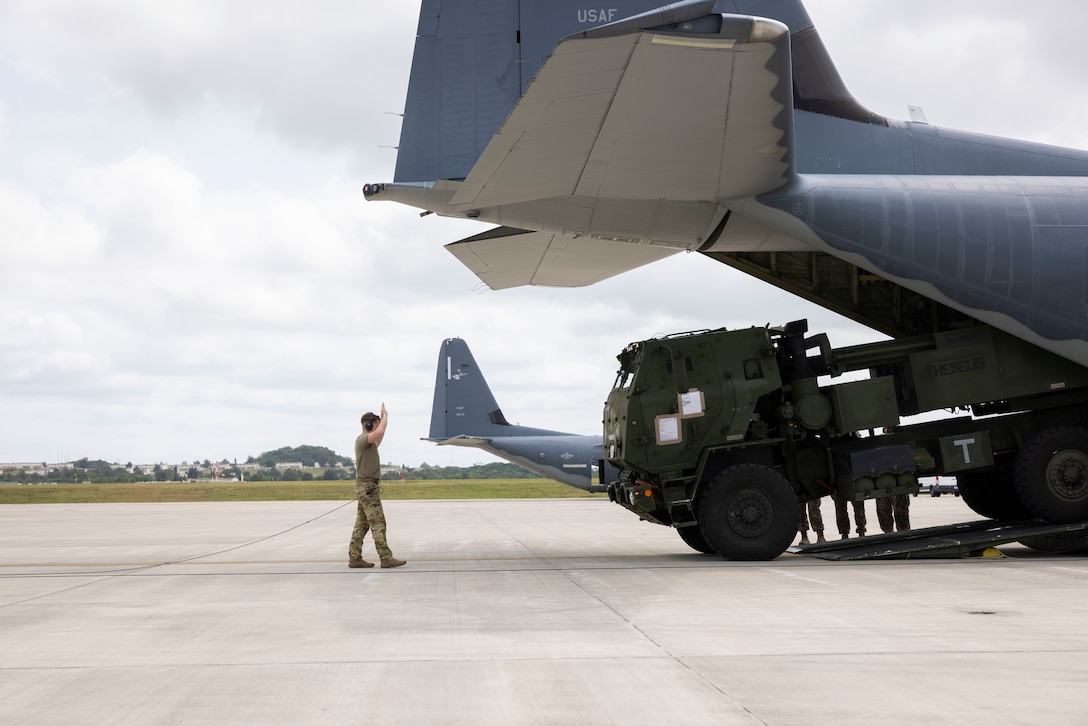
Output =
[
  {"x1": 364, "y1": 0, "x2": 1088, "y2": 369},
  {"x1": 426, "y1": 337, "x2": 612, "y2": 492}
]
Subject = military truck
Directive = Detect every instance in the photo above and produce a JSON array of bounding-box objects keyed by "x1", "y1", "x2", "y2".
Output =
[{"x1": 603, "y1": 320, "x2": 1088, "y2": 560}]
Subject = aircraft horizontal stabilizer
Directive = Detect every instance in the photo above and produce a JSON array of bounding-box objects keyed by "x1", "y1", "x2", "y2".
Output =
[
  {"x1": 446, "y1": 226, "x2": 678, "y2": 290},
  {"x1": 425, "y1": 435, "x2": 492, "y2": 448},
  {"x1": 449, "y1": 13, "x2": 793, "y2": 211}
]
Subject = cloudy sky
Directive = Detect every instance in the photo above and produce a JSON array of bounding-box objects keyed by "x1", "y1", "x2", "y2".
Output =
[{"x1": 2, "y1": 1, "x2": 1086, "y2": 468}]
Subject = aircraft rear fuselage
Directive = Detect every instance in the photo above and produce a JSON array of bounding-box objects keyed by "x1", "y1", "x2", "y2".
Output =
[{"x1": 372, "y1": 0, "x2": 1088, "y2": 367}]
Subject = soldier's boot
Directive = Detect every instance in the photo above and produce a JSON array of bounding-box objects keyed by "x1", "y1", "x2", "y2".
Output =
[
  {"x1": 857, "y1": 529, "x2": 866, "y2": 538},
  {"x1": 349, "y1": 558, "x2": 375, "y2": 569},
  {"x1": 799, "y1": 532, "x2": 810, "y2": 545},
  {"x1": 381, "y1": 557, "x2": 407, "y2": 569},
  {"x1": 816, "y1": 531, "x2": 826, "y2": 543},
  {"x1": 840, "y1": 533, "x2": 849, "y2": 540}
]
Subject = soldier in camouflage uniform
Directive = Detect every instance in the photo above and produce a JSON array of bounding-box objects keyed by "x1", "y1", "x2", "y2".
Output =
[
  {"x1": 877, "y1": 493, "x2": 911, "y2": 533},
  {"x1": 797, "y1": 498, "x2": 826, "y2": 544},
  {"x1": 834, "y1": 494, "x2": 867, "y2": 539},
  {"x1": 349, "y1": 404, "x2": 406, "y2": 569}
]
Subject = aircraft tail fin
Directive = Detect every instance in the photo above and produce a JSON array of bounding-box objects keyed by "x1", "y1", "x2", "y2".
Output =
[
  {"x1": 428, "y1": 338, "x2": 565, "y2": 441},
  {"x1": 729, "y1": 0, "x2": 882, "y2": 125},
  {"x1": 394, "y1": 0, "x2": 521, "y2": 184},
  {"x1": 394, "y1": 1, "x2": 884, "y2": 188}
]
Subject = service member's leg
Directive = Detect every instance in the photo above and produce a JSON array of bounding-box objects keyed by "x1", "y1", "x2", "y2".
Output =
[
  {"x1": 876, "y1": 496, "x2": 894, "y2": 533},
  {"x1": 852, "y1": 500, "x2": 867, "y2": 536},
  {"x1": 361, "y1": 489, "x2": 393, "y2": 561},
  {"x1": 833, "y1": 495, "x2": 850, "y2": 539},
  {"x1": 361, "y1": 481, "x2": 405, "y2": 567},
  {"x1": 807, "y1": 499, "x2": 825, "y2": 542},
  {"x1": 894, "y1": 494, "x2": 911, "y2": 531},
  {"x1": 348, "y1": 484, "x2": 374, "y2": 567}
]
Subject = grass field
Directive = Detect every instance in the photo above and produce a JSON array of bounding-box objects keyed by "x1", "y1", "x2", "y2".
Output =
[{"x1": 0, "y1": 479, "x2": 606, "y2": 504}]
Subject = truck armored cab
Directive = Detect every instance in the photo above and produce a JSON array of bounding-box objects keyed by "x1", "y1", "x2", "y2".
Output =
[{"x1": 603, "y1": 321, "x2": 1088, "y2": 560}]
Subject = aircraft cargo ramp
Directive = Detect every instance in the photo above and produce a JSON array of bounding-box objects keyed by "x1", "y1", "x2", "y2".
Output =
[{"x1": 793, "y1": 519, "x2": 1088, "y2": 560}]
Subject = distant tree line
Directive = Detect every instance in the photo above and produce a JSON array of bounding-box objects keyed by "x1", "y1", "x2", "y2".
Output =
[
  {"x1": 1, "y1": 450, "x2": 537, "y2": 484},
  {"x1": 0, "y1": 459, "x2": 200, "y2": 484},
  {"x1": 247, "y1": 445, "x2": 352, "y2": 468}
]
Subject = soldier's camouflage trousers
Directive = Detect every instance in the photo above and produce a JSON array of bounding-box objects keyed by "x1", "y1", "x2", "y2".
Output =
[
  {"x1": 876, "y1": 494, "x2": 911, "y2": 533},
  {"x1": 349, "y1": 478, "x2": 393, "y2": 561},
  {"x1": 797, "y1": 498, "x2": 824, "y2": 533},
  {"x1": 834, "y1": 494, "x2": 867, "y2": 537}
]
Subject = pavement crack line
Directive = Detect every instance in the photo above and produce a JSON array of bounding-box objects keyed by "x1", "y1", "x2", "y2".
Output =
[{"x1": 558, "y1": 568, "x2": 769, "y2": 725}]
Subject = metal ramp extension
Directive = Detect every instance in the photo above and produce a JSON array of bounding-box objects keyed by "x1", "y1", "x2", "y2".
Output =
[{"x1": 790, "y1": 519, "x2": 1088, "y2": 560}]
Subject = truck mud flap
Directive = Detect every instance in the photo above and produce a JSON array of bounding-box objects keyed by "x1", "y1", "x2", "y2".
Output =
[{"x1": 790, "y1": 519, "x2": 1088, "y2": 560}]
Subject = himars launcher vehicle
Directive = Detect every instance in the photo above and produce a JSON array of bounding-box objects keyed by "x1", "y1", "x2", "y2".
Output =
[
  {"x1": 367, "y1": 1, "x2": 1088, "y2": 555},
  {"x1": 604, "y1": 320, "x2": 1088, "y2": 559}
]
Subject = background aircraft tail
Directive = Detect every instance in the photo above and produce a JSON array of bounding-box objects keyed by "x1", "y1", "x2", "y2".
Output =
[
  {"x1": 428, "y1": 338, "x2": 568, "y2": 441},
  {"x1": 394, "y1": 0, "x2": 878, "y2": 186}
]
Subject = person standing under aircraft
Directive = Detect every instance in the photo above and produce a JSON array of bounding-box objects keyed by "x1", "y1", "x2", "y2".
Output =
[
  {"x1": 877, "y1": 494, "x2": 911, "y2": 534},
  {"x1": 349, "y1": 404, "x2": 406, "y2": 569},
  {"x1": 834, "y1": 494, "x2": 867, "y2": 540},
  {"x1": 797, "y1": 499, "x2": 826, "y2": 545}
]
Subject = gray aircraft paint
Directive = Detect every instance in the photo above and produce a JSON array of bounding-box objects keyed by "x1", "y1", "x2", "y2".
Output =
[
  {"x1": 761, "y1": 176, "x2": 1088, "y2": 345},
  {"x1": 396, "y1": 0, "x2": 671, "y2": 184},
  {"x1": 427, "y1": 337, "x2": 612, "y2": 492},
  {"x1": 374, "y1": 0, "x2": 1088, "y2": 369}
]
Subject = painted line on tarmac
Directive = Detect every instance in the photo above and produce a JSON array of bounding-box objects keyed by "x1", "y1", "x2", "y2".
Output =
[{"x1": 2, "y1": 557, "x2": 687, "y2": 565}]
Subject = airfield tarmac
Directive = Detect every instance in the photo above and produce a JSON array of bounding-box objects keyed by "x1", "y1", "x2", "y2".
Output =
[{"x1": 2, "y1": 496, "x2": 1087, "y2": 725}]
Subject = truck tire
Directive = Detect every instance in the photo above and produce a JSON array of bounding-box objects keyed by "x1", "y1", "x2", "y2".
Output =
[
  {"x1": 1015, "y1": 427, "x2": 1088, "y2": 523},
  {"x1": 957, "y1": 459, "x2": 1030, "y2": 520},
  {"x1": 695, "y1": 464, "x2": 797, "y2": 560},
  {"x1": 676, "y1": 524, "x2": 716, "y2": 554}
]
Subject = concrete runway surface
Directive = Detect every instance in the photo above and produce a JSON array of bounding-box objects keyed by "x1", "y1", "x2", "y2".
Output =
[{"x1": 2, "y1": 495, "x2": 1088, "y2": 725}]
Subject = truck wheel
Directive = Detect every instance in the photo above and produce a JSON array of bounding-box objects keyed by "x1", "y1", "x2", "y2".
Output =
[
  {"x1": 957, "y1": 459, "x2": 1030, "y2": 520},
  {"x1": 1015, "y1": 427, "x2": 1088, "y2": 523},
  {"x1": 676, "y1": 524, "x2": 715, "y2": 554},
  {"x1": 696, "y1": 464, "x2": 797, "y2": 560}
]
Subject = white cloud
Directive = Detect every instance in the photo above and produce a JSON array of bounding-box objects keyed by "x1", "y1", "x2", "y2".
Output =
[
  {"x1": 0, "y1": 1, "x2": 418, "y2": 168},
  {"x1": 807, "y1": 0, "x2": 1088, "y2": 147}
]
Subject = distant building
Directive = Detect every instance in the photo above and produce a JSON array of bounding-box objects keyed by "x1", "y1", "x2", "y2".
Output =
[
  {"x1": 1, "y1": 462, "x2": 80, "y2": 475},
  {"x1": 2, "y1": 462, "x2": 50, "y2": 475}
]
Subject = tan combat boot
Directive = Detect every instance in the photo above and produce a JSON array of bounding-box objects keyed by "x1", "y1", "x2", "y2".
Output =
[
  {"x1": 816, "y1": 531, "x2": 826, "y2": 543},
  {"x1": 348, "y1": 558, "x2": 375, "y2": 569},
  {"x1": 381, "y1": 557, "x2": 407, "y2": 569}
]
